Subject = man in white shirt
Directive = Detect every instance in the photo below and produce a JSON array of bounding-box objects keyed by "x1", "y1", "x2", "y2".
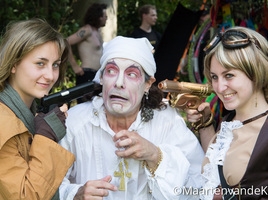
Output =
[{"x1": 59, "y1": 36, "x2": 204, "y2": 200}]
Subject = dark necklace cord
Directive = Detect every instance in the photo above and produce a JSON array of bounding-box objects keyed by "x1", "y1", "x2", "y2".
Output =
[{"x1": 242, "y1": 110, "x2": 268, "y2": 125}]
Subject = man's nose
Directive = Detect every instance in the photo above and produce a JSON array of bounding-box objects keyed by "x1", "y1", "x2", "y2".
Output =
[{"x1": 114, "y1": 73, "x2": 125, "y2": 89}]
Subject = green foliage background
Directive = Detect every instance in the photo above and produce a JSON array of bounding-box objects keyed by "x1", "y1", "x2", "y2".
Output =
[
  {"x1": 0, "y1": 0, "x2": 80, "y2": 91},
  {"x1": 0, "y1": 0, "x2": 204, "y2": 92}
]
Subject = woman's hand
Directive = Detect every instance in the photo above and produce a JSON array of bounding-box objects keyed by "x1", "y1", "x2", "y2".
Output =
[
  {"x1": 113, "y1": 130, "x2": 159, "y2": 169},
  {"x1": 34, "y1": 104, "x2": 68, "y2": 142},
  {"x1": 59, "y1": 103, "x2": 68, "y2": 117},
  {"x1": 74, "y1": 175, "x2": 117, "y2": 200},
  {"x1": 186, "y1": 102, "x2": 211, "y2": 123},
  {"x1": 186, "y1": 101, "x2": 216, "y2": 152}
]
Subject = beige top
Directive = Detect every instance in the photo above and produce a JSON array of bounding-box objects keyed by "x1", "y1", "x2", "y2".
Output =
[
  {"x1": 223, "y1": 125, "x2": 258, "y2": 186},
  {"x1": 202, "y1": 121, "x2": 264, "y2": 186}
]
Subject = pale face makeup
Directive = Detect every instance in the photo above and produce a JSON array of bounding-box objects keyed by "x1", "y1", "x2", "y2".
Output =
[
  {"x1": 210, "y1": 55, "x2": 255, "y2": 112},
  {"x1": 8, "y1": 41, "x2": 61, "y2": 108},
  {"x1": 101, "y1": 58, "x2": 150, "y2": 118}
]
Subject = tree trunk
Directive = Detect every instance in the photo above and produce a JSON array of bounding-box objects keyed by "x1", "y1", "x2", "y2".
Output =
[
  {"x1": 101, "y1": 0, "x2": 117, "y2": 42},
  {"x1": 72, "y1": 0, "x2": 117, "y2": 42}
]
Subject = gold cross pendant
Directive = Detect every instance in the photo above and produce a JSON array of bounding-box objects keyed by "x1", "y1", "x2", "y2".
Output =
[{"x1": 114, "y1": 160, "x2": 132, "y2": 191}]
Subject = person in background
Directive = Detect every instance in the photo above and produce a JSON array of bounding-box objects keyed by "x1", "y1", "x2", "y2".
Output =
[
  {"x1": 67, "y1": 3, "x2": 107, "y2": 103},
  {"x1": 59, "y1": 36, "x2": 204, "y2": 200},
  {"x1": 131, "y1": 4, "x2": 162, "y2": 51},
  {"x1": 0, "y1": 18, "x2": 75, "y2": 199},
  {"x1": 186, "y1": 26, "x2": 268, "y2": 200}
]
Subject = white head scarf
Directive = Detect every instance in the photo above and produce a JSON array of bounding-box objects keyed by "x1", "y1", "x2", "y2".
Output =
[{"x1": 93, "y1": 36, "x2": 156, "y2": 83}]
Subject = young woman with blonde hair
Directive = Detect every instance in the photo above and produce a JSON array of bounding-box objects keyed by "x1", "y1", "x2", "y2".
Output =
[
  {"x1": 0, "y1": 18, "x2": 75, "y2": 200},
  {"x1": 187, "y1": 26, "x2": 268, "y2": 200}
]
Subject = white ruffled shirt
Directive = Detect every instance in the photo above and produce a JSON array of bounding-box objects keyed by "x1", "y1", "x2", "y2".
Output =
[
  {"x1": 200, "y1": 120, "x2": 243, "y2": 200},
  {"x1": 59, "y1": 96, "x2": 204, "y2": 200}
]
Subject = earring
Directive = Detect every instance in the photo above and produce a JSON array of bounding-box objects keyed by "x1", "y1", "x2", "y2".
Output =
[
  {"x1": 145, "y1": 91, "x2": 149, "y2": 100},
  {"x1": 255, "y1": 92, "x2": 258, "y2": 108},
  {"x1": 141, "y1": 92, "x2": 154, "y2": 122}
]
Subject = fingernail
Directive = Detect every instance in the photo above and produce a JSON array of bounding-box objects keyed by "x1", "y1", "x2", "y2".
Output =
[{"x1": 108, "y1": 177, "x2": 112, "y2": 183}]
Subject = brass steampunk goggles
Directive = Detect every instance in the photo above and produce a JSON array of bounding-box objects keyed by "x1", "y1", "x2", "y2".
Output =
[{"x1": 204, "y1": 30, "x2": 259, "y2": 54}]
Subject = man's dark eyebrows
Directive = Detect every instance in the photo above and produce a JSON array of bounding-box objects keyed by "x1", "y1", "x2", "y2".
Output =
[
  {"x1": 126, "y1": 65, "x2": 142, "y2": 73},
  {"x1": 106, "y1": 60, "x2": 117, "y2": 66}
]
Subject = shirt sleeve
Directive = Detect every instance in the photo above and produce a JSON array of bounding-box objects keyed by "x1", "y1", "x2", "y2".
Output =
[
  {"x1": 59, "y1": 130, "x2": 83, "y2": 200},
  {"x1": 59, "y1": 170, "x2": 83, "y2": 200},
  {"x1": 144, "y1": 109, "x2": 204, "y2": 200}
]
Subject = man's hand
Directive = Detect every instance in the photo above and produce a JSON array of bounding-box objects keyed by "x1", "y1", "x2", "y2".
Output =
[
  {"x1": 74, "y1": 175, "x2": 117, "y2": 200},
  {"x1": 113, "y1": 130, "x2": 159, "y2": 169}
]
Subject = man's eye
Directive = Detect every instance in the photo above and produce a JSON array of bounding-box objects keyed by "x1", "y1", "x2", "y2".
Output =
[
  {"x1": 128, "y1": 73, "x2": 137, "y2": 78},
  {"x1": 108, "y1": 69, "x2": 115, "y2": 74}
]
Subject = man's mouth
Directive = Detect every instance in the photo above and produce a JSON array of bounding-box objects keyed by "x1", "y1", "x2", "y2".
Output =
[{"x1": 110, "y1": 95, "x2": 128, "y2": 101}]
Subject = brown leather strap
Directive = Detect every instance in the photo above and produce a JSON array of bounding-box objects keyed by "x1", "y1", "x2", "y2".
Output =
[{"x1": 242, "y1": 110, "x2": 268, "y2": 125}]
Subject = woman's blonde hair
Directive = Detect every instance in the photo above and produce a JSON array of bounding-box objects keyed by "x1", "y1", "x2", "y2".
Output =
[
  {"x1": 204, "y1": 26, "x2": 268, "y2": 102},
  {"x1": 0, "y1": 18, "x2": 69, "y2": 92}
]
